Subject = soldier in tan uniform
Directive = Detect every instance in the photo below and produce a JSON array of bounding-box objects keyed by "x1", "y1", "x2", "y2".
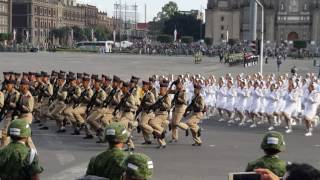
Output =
[
  {"x1": 0, "y1": 90, "x2": 4, "y2": 110},
  {"x1": 71, "y1": 77, "x2": 93, "y2": 135},
  {"x1": 149, "y1": 77, "x2": 158, "y2": 99},
  {"x1": 48, "y1": 75, "x2": 68, "y2": 133},
  {"x1": 130, "y1": 76, "x2": 142, "y2": 106},
  {"x1": 114, "y1": 82, "x2": 138, "y2": 150},
  {"x1": 37, "y1": 73, "x2": 53, "y2": 130},
  {"x1": 63, "y1": 76, "x2": 82, "y2": 128},
  {"x1": 139, "y1": 81, "x2": 156, "y2": 145},
  {"x1": 149, "y1": 82, "x2": 172, "y2": 149},
  {"x1": 0, "y1": 80, "x2": 20, "y2": 147},
  {"x1": 15, "y1": 80, "x2": 37, "y2": 150},
  {"x1": 32, "y1": 73, "x2": 43, "y2": 123},
  {"x1": 84, "y1": 78, "x2": 107, "y2": 140},
  {"x1": 102, "y1": 76, "x2": 122, "y2": 125},
  {"x1": 169, "y1": 79, "x2": 188, "y2": 143},
  {"x1": 101, "y1": 75, "x2": 112, "y2": 94},
  {"x1": 181, "y1": 84, "x2": 205, "y2": 146}
]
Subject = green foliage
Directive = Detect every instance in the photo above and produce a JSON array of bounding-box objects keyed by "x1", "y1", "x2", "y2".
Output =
[
  {"x1": 94, "y1": 26, "x2": 110, "y2": 41},
  {"x1": 293, "y1": 40, "x2": 307, "y2": 49},
  {"x1": 0, "y1": 33, "x2": 12, "y2": 41},
  {"x1": 204, "y1": 38, "x2": 213, "y2": 46},
  {"x1": 156, "y1": 34, "x2": 173, "y2": 43},
  {"x1": 163, "y1": 13, "x2": 202, "y2": 41},
  {"x1": 181, "y1": 36, "x2": 194, "y2": 44}
]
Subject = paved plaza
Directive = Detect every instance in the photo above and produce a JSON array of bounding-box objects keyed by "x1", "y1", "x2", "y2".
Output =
[{"x1": 0, "y1": 52, "x2": 320, "y2": 180}]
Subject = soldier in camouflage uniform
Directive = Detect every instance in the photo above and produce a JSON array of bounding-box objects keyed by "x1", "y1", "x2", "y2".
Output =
[
  {"x1": 1, "y1": 80, "x2": 20, "y2": 147},
  {"x1": 0, "y1": 119, "x2": 43, "y2": 180},
  {"x1": 122, "y1": 153, "x2": 154, "y2": 180},
  {"x1": 246, "y1": 131, "x2": 287, "y2": 177},
  {"x1": 85, "y1": 122, "x2": 129, "y2": 180}
]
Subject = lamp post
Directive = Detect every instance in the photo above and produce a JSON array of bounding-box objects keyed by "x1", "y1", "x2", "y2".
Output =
[{"x1": 255, "y1": 0, "x2": 264, "y2": 75}]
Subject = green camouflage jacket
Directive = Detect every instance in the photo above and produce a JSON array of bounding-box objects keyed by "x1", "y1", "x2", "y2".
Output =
[{"x1": 246, "y1": 155, "x2": 286, "y2": 177}]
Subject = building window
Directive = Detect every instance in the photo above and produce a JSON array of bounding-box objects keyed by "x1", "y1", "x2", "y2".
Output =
[
  {"x1": 221, "y1": 16, "x2": 224, "y2": 22},
  {"x1": 0, "y1": 3, "x2": 7, "y2": 13},
  {"x1": 221, "y1": 25, "x2": 224, "y2": 30},
  {"x1": 221, "y1": 33, "x2": 224, "y2": 39}
]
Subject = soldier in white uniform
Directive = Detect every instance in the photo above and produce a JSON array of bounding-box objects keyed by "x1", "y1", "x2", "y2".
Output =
[
  {"x1": 303, "y1": 82, "x2": 320, "y2": 136},
  {"x1": 282, "y1": 81, "x2": 299, "y2": 133},
  {"x1": 265, "y1": 84, "x2": 280, "y2": 131},
  {"x1": 216, "y1": 77, "x2": 227, "y2": 122}
]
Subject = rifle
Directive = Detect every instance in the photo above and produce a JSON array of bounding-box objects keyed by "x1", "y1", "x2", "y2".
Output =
[
  {"x1": 148, "y1": 83, "x2": 174, "y2": 113},
  {"x1": 37, "y1": 83, "x2": 45, "y2": 103},
  {"x1": 102, "y1": 88, "x2": 117, "y2": 108},
  {"x1": 0, "y1": 93, "x2": 12, "y2": 121},
  {"x1": 48, "y1": 85, "x2": 59, "y2": 105},
  {"x1": 112, "y1": 88, "x2": 134, "y2": 116},
  {"x1": 73, "y1": 89, "x2": 87, "y2": 108},
  {"x1": 85, "y1": 91, "x2": 99, "y2": 115},
  {"x1": 183, "y1": 94, "x2": 199, "y2": 117},
  {"x1": 65, "y1": 86, "x2": 76, "y2": 104},
  {"x1": 171, "y1": 91, "x2": 180, "y2": 109},
  {"x1": 135, "y1": 93, "x2": 148, "y2": 119},
  {"x1": 12, "y1": 94, "x2": 22, "y2": 120}
]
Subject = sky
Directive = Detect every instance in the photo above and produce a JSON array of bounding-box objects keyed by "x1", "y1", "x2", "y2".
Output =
[{"x1": 77, "y1": 0, "x2": 207, "y2": 22}]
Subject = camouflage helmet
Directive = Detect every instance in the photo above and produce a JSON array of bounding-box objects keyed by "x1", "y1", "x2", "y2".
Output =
[
  {"x1": 8, "y1": 119, "x2": 31, "y2": 138},
  {"x1": 104, "y1": 122, "x2": 129, "y2": 143},
  {"x1": 123, "y1": 153, "x2": 154, "y2": 180},
  {"x1": 261, "y1": 131, "x2": 285, "y2": 152}
]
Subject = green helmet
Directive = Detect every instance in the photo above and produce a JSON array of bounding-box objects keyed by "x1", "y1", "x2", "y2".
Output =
[
  {"x1": 123, "y1": 153, "x2": 154, "y2": 180},
  {"x1": 261, "y1": 131, "x2": 285, "y2": 152},
  {"x1": 104, "y1": 122, "x2": 129, "y2": 143},
  {"x1": 8, "y1": 119, "x2": 31, "y2": 138}
]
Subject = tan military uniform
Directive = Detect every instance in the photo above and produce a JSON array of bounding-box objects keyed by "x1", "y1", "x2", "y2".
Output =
[
  {"x1": 103, "y1": 88, "x2": 122, "y2": 124},
  {"x1": 39, "y1": 82, "x2": 53, "y2": 123},
  {"x1": 49, "y1": 86, "x2": 67, "y2": 129},
  {"x1": 0, "y1": 89, "x2": 20, "y2": 147},
  {"x1": 32, "y1": 81, "x2": 42, "y2": 121},
  {"x1": 119, "y1": 92, "x2": 138, "y2": 148},
  {"x1": 140, "y1": 90, "x2": 156, "y2": 142},
  {"x1": 72, "y1": 87, "x2": 93, "y2": 128},
  {"x1": 63, "y1": 85, "x2": 82, "y2": 124},
  {"x1": 171, "y1": 90, "x2": 187, "y2": 140},
  {"x1": 17, "y1": 90, "x2": 37, "y2": 150},
  {"x1": 85, "y1": 88, "x2": 107, "y2": 136},
  {"x1": 179, "y1": 95, "x2": 205, "y2": 144},
  {"x1": 149, "y1": 95, "x2": 172, "y2": 146}
]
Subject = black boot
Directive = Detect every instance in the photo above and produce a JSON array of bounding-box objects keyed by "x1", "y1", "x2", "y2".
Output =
[
  {"x1": 83, "y1": 135, "x2": 94, "y2": 139},
  {"x1": 185, "y1": 129, "x2": 189, "y2": 136},
  {"x1": 197, "y1": 128, "x2": 201, "y2": 137}
]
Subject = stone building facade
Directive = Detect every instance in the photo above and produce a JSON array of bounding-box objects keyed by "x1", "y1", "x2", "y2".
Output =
[
  {"x1": 205, "y1": 0, "x2": 320, "y2": 44},
  {"x1": 0, "y1": 0, "x2": 11, "y2": 34},
  {"x1": 12, "y1": 0, "x2": 111, "y2": 46}
]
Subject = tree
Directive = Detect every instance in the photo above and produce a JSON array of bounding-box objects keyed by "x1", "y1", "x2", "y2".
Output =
[
  {"x1": 163, "y1": 13, "x2": 203, "y2": 41},
  {"x1": 94, "y1": 26, "x2": 110, "y2": 41},
  {"x1": 72, "y1": 26, "x2": 86, "y2": 42}
]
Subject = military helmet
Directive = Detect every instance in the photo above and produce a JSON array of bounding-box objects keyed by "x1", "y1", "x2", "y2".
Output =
[
  {"x1": 104, "y1": 122, "x2": 129, "y2": 143},
  {"x1": 8, "y1": 119, "x2": 31, "y2": 138},
  {"x1": 123, "y1": 153, "x2": 154, "y2": 180},
  {"x1": 261, "y1": 131, "x2": 285, "y2": 152}
]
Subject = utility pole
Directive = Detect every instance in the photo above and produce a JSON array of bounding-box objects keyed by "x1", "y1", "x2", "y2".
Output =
[{"x1": 249, "y1": 0, "x2": 257, "y2": 41}]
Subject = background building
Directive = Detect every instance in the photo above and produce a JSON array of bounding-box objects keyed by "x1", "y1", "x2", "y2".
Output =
[
  {"x1": 205, "y1": 0, "x2": 320, "y2": 44},
  {"x1": 0, "y1": 0, "x2": 11, "y2": 34}
]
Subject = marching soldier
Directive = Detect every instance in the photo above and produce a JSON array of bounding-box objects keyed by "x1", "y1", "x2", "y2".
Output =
[
  {"x1": 102, "y1": 74, "x2": 112, "y2": 94},
  {"x1": 102, "y1": 76, "x2": 122, "y2": 125},
  {"x1": 84, "y1": 78, "x2": 106, "y2": 140},
  {"x1": 139, "y1": 81, "x2": 156, "y2": 145},
  {"x1": 149, "y1": 82, "x2": 172, "y2": 149},
  {"x1": 149, "y1": 77, "x2": 158, "y2": 99},
  {"x1": 115, "y1": 82, "x2": 138, "y2": 151},
  {"x1": 246, "y1": 131, "x2": 286, "y2": 177},
  {"x1": 71, "y1": 77, "x2": 93, "y2": 135},
  {"x1": 37, "y1": 72, "x2": 53, "y2": 130},
  {"x1": 0, "y1": 119, "x2": 43, "y2": 179},
  {"x1": 169, "y1": 79, "x2": 188, "y2": 143},
  {"x1": 85, "y1": 122, "x2": 129, "y2": 179},
  {"x1": 0, "y1": 80, "x2": 20, "y2": 147},
  {"x1": 48, "y1": 74, "x2": 68, "y2": 133},
  {"x1": 63, "y1": 76, "x2": 82, "y2": 128},
  {"x1": 130, "y1": 76, "x2": 142, "y2": 105},
  {"x1": 181, "y1": 84, "x2": 205, "y2": 146}
]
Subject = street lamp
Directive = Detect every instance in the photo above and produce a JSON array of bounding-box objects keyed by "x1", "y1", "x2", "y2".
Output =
[{"x1": 255, "y1": 0, "x2": 264, "y2": 75}]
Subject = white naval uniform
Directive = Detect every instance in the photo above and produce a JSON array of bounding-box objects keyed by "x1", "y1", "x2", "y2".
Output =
[
  {"x1": 250, "y1": 87, "x2": 264, "y2": 113},
  {"x1": 236, "y1": 88, "x2": 250, "y2": 112},
  {"x1": 225, "y1": 87, "x2": 237, "y2": 111},
  {"x1": 303, "y1": 90, "x2": 320, "y2": 120},
  {"x1": 283, "y1": 89, "x2": 299, "y2": 116},
  {"x1": 265, "y1": 90, "x2": 279, "y2": 114},
  {"x1": 216, "y1": 86, "x2": 227, "y2": 109}
]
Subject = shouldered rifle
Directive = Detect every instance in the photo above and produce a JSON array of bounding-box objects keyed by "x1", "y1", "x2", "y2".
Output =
[
  {"x1": 102, "y1": 88, "x2": 117, "y2": 108},
  {"x1": 171, "y1": 90, "x2": 180, "y2": 109},
  {"x1": 0, "y1": 93, "x2": 12, "y2": 121},
  {"x1": 112, "y1": 88, "x2": 134, "y2": 116},
  {"x1": 135, "y1": 93, "x2": 148, "y2": 119},
  {"x1": 37, "y1": 83, "x2": 46, "y2": 103},
  {"x1": 65, "y1": 87, "x2": 76, "y2": 104}
]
